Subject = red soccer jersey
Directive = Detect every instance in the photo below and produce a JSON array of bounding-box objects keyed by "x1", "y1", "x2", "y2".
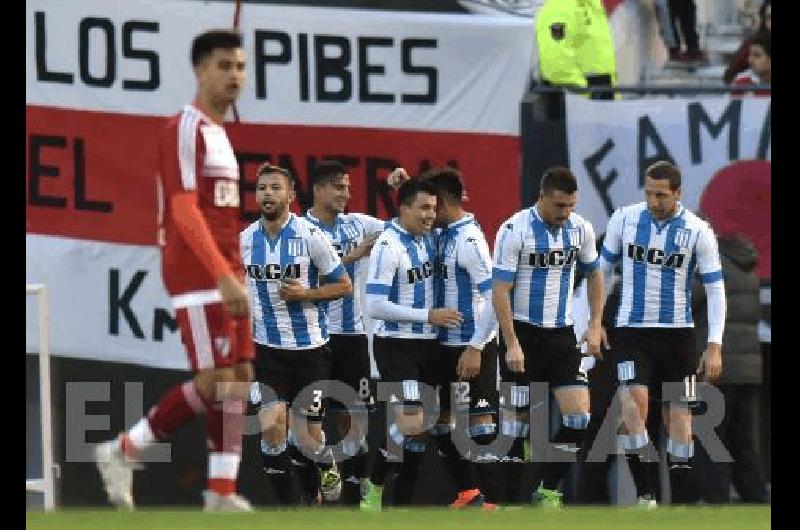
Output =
[
  {"x1": 157, "y1": 104, "x2": 242, "y2": 298},
  {"x1": 732, "y1": 70, "x2": 771, "y2": 97}
]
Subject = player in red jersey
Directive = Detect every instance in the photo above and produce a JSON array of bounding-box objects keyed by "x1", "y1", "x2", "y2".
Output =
[{"x1": 95, "y1": 29, "x2": 253, "y2": 511}]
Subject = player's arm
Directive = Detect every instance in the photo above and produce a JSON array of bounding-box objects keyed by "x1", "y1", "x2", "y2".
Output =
[
  {"x1": 492, "y1": 219, "x2": 525, "y2": 373},
  {"x1": 578, "y1": 220, "x2": 608, "y2": 357},
  {"x1": 280, "y1": 229, "x2": 352, "y2": 302},
  {"x1": 343, "y1": 214, "x2": 389, "y2": 265},
  {"x1": 162, "y1": 126, "x2": 247, "y2": 316},
  {"x1": 695, "y1": 226, "x2": 726, "y2": 382},
  {"x1": 365, "y1": 239, "x2": 460, "y2": 327},
  {"x1": 457, "y1": 233, "x2": 498, "y2": 380}
]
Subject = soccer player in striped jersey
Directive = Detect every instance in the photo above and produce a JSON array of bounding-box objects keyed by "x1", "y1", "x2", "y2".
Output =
[
  {"x1": 424, "y1": 168, "x2": 501, "y2": 508},
  {"x1": 242, "y1": 163, "x2": 352, "y2": 505},
  {"x1": 599, "y1": 161, "x2": 724, "y2": 507},
  {"x1": 492, "y1": 167, "x2": 606, "y2": 507},
  {"x1": 95, "y1": 29, "x2": 253, "y2": 512},
  {"x1": 303, "y1": 161, "x2": 407, "y2": 506},
  {"x1": 365, "y1": 177, "x2": 463, "y2": 506}
]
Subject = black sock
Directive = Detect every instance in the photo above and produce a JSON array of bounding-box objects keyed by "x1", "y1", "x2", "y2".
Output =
[
  {"x1": 340, "y1": 446, "x2": 368, "y2": 505},
  {"x1": 261, "y1": 441, "x2": 299, "y2": 505},
  {"x1": 498, "y1": 435, "x2": 525, "y2": 504},
  {"x1": 434, "y1": 431, "x2": 477, "y2": 494},
  {"x1": 391, "y1": 437, "x2": 427, "y2": 506},
  {"x1": 541, "y1": 426, "x2": 584, "y2": 491},
  {"x1": 289, "y1": 444, "x2": 321, "y2": 505},
  {"x1": 626, "y1": 453, "x2": 657, "y2": 499},
  {"x1": 472, "y1": 430, "x2": 501, "y2": 504},
  {"x1": 667, "y1": 446, "x2": 697, "y2": 504}
]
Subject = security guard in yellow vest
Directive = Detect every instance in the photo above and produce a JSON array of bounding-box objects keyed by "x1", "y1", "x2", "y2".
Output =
[{"x1": 536, "y1": 0, "x2": 617, "y2": 99}]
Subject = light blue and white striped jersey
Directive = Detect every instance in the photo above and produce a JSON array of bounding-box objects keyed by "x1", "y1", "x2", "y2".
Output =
[
  {"x1": 304, "y1": 211, "x2": 387, "y2": 335},
  {"x1": 492, "y1": 206, "x2": 599, "y2": 328},
  {"x1": 240, "y1": 213, "x2": 345, "y2": 349},
  {"x1": 435, "y1": 214, "x2": 497, "y2": 347},
  {"x1": 599, "y1": 202, "x2": 723, "y2": 328},
  {"x1": 365, "y1": 220, "x2": 437, "y2": 339}
]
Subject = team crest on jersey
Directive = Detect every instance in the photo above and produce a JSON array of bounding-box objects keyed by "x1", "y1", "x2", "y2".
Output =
[
  {"x1": 566, "y1": 228, "x2": 582, "y2": 246},
  {"x1": 674, "y1": 228, "x2": 692, "y2": 248},
  {"x1": 341, "y1": 223, "x2": 359, "y2": 240},
  {"x1": 287, "y1": 238, "x2": 305, "y2": 256}
]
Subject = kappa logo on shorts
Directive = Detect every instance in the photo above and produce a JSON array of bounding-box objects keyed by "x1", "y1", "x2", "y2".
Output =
[
  {"x1": 476, "y1": 398, "x2": 490, "y2": 409},
  {"x1": 214, "y1": 337, "x2": 231, "y2": 357}
]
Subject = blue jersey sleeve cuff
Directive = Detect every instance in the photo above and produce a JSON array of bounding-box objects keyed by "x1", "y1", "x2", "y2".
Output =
[
  {"x1": 578, "y1": 258, "x2": 599, "y2": 274},
  {"x1": 492, "y1": 267, "x2": 515, "y2": 283},
  {"x1": 325, "y1": 264, "x2": 345, "y2": 281},
  {"x1": 600, "y1": 246, "x2": 620, "y2": 263},
  {"x1": 477, "y1": 278, "x2": 493, "y2": 293},
  {"x1": 700, "y1": 270, "x2": 724, "y2": 284},
  {"x1": 366, "y1": 283, "x2": 391, "y2": 295}
]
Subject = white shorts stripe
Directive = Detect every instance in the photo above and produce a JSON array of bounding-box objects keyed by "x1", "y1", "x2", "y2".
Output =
[{"x1": 188, "y1": 305, "x2": 214, "y2": 369}]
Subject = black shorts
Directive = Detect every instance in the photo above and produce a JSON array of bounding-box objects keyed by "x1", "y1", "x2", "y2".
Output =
[
  {"x1": 436, "y1": 341, "x2": 499, "y2": 415},
  {"x1": 499, "y1": 320, "x2": 585, "y2": 389},
  {"x1": 373, "y1": 336, "x2": 439, "y2": 405},
  {"x1": 253, "y1": 342, "x2": 331, "y2": 416},
  {"x1": 327, "y1": 333, "x2": 372, "y2": 411},
  {"x1": 613, "y1": 327, "x2": 696, "y2": 391}
]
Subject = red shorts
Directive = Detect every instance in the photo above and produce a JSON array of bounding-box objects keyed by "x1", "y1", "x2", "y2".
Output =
[{"x1": 174, "y1": 300, "x2": 254, "y2": 372}]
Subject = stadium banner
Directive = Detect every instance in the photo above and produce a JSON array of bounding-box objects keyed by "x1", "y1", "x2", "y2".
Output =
[
  {"x1": 565, "y1": 93, "x2": 771, "y2": 280},
  {"x1": 26, "y1": 1, "x2": 533, "y2": 367}
]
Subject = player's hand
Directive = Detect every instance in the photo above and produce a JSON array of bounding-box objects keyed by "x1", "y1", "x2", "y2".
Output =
[
  {"x1": 697, "y1": 342, "x2": 722, "y2": 382},
  {"x1": 581, "y1": 322, "x2": 609, "y2": 360},
  {"x1": 457, "y1": 346, "x2": 482, "y2": 381},
  {"x1": 428, "y1": 308, "x2": 463, "y2": 328},
  {"x1": 505, "y1": 341, "x2": 525, "y2": 373},
  {"x1": 345, "y1": 233, "x2": 380, "y2": 263},
  {"x1": 278, "y1": 279, "x2": 309, "y2": 302},
  {"x1": 217, "y1": 274, "x2": 249, "y2": 317},
  {"x1": 387, "y1": 167, "x2": 411, "y2": 189}
]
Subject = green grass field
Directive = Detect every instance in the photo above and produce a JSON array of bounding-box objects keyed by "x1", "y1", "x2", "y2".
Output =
[{"x1": 27, "y1": 506, "x2": 770, "y2": 530}]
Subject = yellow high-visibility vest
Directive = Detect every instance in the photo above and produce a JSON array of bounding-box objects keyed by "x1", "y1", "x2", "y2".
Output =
[{"x1": 536, "y1": 0, "x2": 617, "y2": 88}]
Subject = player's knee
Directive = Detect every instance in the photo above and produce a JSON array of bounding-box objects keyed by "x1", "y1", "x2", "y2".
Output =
[
  {"x1": 396, "y1": 407, "x2": 424, "y2": 435},
  {"x1": 260, "y1": 403, "x2": 288, "y2": 442}
]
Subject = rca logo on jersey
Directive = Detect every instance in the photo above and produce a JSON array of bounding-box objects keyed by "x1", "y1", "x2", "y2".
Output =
[
  {"x1": 407, "y1": 261, "x2": 433, "y2": 284},
  {"x1": 333, "y1": 240, "x2": 357, "y2": 258},
  {"x1": 434, "y1": 259, "x2": 448, "y2": 279},
  {"x1": 528, "y1": 248, "x2": 579, "y2": 268},
  {"x1": 627, "y1": 244, "x2": 686, "y2": 268},
  {"x1": 247, "y1": 263, "x2": 302, "y2": 280}
]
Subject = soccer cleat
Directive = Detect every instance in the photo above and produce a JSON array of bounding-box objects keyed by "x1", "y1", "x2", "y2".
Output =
[
  {"x1": 532, "y1": 486, "x2": 563, "y2": 509},
  {"x1": 320, "y1": 465, "x2": 342, "y2": 503},
  {"x1": 636, "y1": 494, "x2": 658, "y2": 510},
  {"x1": 202, "y1": 490, "x2": 254, "y2": 512},
  {"x1": 94, "y1": 437, "x2": 137, "y2": 510},
  {"x1": 451, "y1": 488, "x2": 486, "y2": 508},
  {"x1": 360, "y1": 479, "x2": 383, "y2": 511}
]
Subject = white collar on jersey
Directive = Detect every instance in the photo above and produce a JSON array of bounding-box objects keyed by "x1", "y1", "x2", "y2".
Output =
[
  {"x1": 259, "y1": 212, "x2": 295, "y2": 240},
  {"x1": 304, "y1": 209, "x2": 340, "y2": 233},
  {"x1": 445, "y1": 213, "x2": 475, "y2": 231},
  {"x1": 389, "y1": 219, "x2": 427, "y2": 242},
  {"x1": 531, "y1": 204, "x2": 566, "y2": 234},
  {"x1": 651, "y1": 203, "x2": 685, "y2": 229}
]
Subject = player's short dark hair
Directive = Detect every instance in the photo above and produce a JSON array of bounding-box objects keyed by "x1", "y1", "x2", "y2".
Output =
[
  {"x1": 312, "y1": 160, "x2": 347, "y2": 187},
  {"x1": 191, "y1": 29, "x2": 243, "y2": 67},
  {"x1": 645, "y1": 160, "x2": 681, "y2": 190},
  {"x1": 421, "y1": 167, "x2": 463, "y2": 204},
  {"x1": 540, "y1": 166, "x2": 578, "y2": 195},
  {"x1": 397, "y1": 177, "x2": 438, "y2": 207},
  {"x1": 750, "y1": 29, "x2": 771, "y2": 57},
  {"x1": 257, "y1": 163, "x2": 295, "y2": 188}
]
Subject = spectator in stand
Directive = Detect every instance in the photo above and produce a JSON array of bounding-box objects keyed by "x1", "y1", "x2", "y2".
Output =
[
  {"x1": 724, "y1": 0, "x2": 771, "y2": 84},
  {"x1": 657, "y1": 0, "x2": 708, "y2": 65},
  {"x1": 732, "y1": 30, "x2": 771, "y2": 95},
  {"x1": 690, "y1": 233, "x2": 769, "y2": 504}
]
